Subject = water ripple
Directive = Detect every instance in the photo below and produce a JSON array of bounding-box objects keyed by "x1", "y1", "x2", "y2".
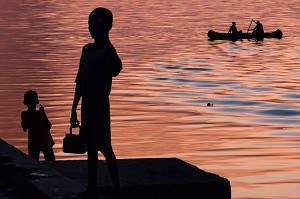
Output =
[{"x1": 258, "y1": 109, "x2": 300, "y2": 117}]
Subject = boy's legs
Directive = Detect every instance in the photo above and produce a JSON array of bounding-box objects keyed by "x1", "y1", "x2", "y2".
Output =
[
  {"x1": 87, "y1": 148, "x2": 99, "y2": 197},
  {"x1": 101, "y1": 141, "x2": 123, "y2": 199},
  {"x1": 99, "y1": 109, "x2": 123, "y2": 199},
  {"x1": 28, "y1": 147, "x2": 40, "y2": 160},
  {"x1": 42, "y1": 148, "x2": 55, "y2": 161}
]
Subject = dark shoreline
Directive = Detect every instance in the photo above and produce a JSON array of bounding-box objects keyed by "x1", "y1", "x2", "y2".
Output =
[{"x1": 0, "y1": 139, "x2": 231, "y2": 199}]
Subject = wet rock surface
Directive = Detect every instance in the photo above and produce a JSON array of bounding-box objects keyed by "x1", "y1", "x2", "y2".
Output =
[{"x1": 1, "y1": 139, "x2": 231, "y2": 199}]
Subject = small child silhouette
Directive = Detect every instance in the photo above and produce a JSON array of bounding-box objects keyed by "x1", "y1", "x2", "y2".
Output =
[{"x1": 21, "y1": 90, "x2": 55, "y2": 161}]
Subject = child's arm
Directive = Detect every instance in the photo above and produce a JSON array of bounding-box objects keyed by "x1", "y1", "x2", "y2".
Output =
[
  {"x1": 70, "y1": 46, "x2": 84, "y2": 127},
  {"x1": 21, "y1": 111, "x2": 29, "y2": 132},
  {"x1": 106, "y1": 41, "x2": 122, "y2": 77},
  {"x1": 70, "y1": 83, "x2": 81, "y2": 127},
  {"x1": 39, "y1": 104, "x2": 52, "y2": 129}
]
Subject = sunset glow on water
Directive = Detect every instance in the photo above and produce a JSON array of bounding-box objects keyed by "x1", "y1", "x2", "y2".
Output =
[{"x1": 0, "y1": 0, "x2": 300, "y2": 198}]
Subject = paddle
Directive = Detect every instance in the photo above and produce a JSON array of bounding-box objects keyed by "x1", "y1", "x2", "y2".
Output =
[{"x1": 247, "y1": 19, "x2": 255, "y2": 33}]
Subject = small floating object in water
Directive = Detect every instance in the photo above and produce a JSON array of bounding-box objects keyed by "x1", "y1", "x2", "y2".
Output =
[{"x1": 207, "y1": 103, "x2": 214, "y2": 106}]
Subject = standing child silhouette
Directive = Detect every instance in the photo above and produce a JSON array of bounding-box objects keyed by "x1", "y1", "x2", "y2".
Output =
[
  {"x1": 21, "y1": 90, "x2": 55, "y2": 161},
  {"x1": 70, "y1": 7, "x2": 123, "y2": 199}
]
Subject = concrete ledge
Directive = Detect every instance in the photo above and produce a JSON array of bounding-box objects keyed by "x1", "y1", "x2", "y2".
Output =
[
  {"x1": 46, "y1": 159, "x2": 231, "y2": 199},
  {"x1": 0, "y1": 139, "x2": 231, "y2": 199}
]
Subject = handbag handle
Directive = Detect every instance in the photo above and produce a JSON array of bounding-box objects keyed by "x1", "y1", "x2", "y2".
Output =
[{"x1": 70, "y1": 124, "x2": 81, "y2": 135}]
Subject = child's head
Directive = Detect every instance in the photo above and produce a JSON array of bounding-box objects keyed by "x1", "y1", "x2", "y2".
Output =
[
  {"x1": 24, "y1": 90, "x2": 39, "y2": 107},
  {"x1": 88, "y1": 7, "x2": 113, "y2": 40}
]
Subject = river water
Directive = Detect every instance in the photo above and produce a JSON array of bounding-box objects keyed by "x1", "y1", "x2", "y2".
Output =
[{"x1": 0, "y1": 0, "x2": 300, "y2": 198}]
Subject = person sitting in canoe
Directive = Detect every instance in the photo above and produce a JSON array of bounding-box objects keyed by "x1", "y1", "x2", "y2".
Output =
[
  {"x1": 228, "y1": 22, "x2": 242, "y2": 34},
  {"x1": 252, "y1": 20, "x2": 264, "y2": 33}
]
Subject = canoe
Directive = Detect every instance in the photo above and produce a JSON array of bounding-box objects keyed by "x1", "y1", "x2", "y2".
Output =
[{"x1": 208, "y1": 29, "x2": 283, "y2": 40}]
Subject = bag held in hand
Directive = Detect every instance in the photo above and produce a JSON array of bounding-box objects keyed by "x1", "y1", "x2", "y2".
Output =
[{"x1": 63, "y1": 126, "x2": 86, "y2": 154}]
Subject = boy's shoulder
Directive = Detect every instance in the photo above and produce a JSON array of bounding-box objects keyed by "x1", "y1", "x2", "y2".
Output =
[
  {"x1": 21, "y1": 110, "x2": 31, "y2": 120},
  {"x1": 21, "y1": 110, "x2": 41, "y2": 116},
  {"x1": 21, "y1": 110, "x2": 28, "y2": 116},
  {"x1": 83, "y1": 43, "x2": 94, "y2": 50},
  {"x1": 81, "y1": 43, "x2": 94, "y2": 56},
  {"x1": 83, "y1": 43, "x2": 93, "y2": 47}
]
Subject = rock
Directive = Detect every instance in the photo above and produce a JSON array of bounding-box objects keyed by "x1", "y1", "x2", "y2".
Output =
[
  {"x1": 0, "y1": 139, "x2": 231, "y2": 199},
  {"x1": 46, "y1": 158, "x2": 231, "y2": 199}
]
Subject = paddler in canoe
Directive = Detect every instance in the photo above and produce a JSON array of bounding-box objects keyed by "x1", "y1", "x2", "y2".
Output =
[
  {"x1": 252, "y1": 20, "x2": 264, "y2": 33},
  {"x1": 228, "y1": 22, "x2": 242, "y2": 34},
  {"x1": 208, "y1": 19, "x2": 282, "y2": 40}
]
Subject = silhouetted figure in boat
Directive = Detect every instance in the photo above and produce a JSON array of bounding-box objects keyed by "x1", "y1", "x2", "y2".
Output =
[
  {"x1": 228, "y1": 22, "x2": 242, "y2": 34},
  {"x1": 252, "y1": 20, "x2": 264, "y2": 33},
  {"x1": 70, "y1": 7, "x2": 123, "y2": 199},
  {"x1": 21, "y1": 90, "x2": 55, "y2": 161}
]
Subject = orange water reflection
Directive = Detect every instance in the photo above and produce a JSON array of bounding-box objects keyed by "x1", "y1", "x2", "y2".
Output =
[{"x1": 1, "y1": 0, "x2": 300, "y2": 198}]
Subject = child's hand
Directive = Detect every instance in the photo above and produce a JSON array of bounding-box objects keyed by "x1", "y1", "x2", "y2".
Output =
[{"x1": 39, "y1": 104, "x2": 44, "y2": 111}]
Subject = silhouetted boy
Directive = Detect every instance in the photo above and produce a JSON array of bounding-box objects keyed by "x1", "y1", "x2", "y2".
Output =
[
  {"x1": 70, "y1": 7, "x2": 123, "y2": 199},
  {"x1": 21, "y1": 90, "x2": 55, "y2": 161}
]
